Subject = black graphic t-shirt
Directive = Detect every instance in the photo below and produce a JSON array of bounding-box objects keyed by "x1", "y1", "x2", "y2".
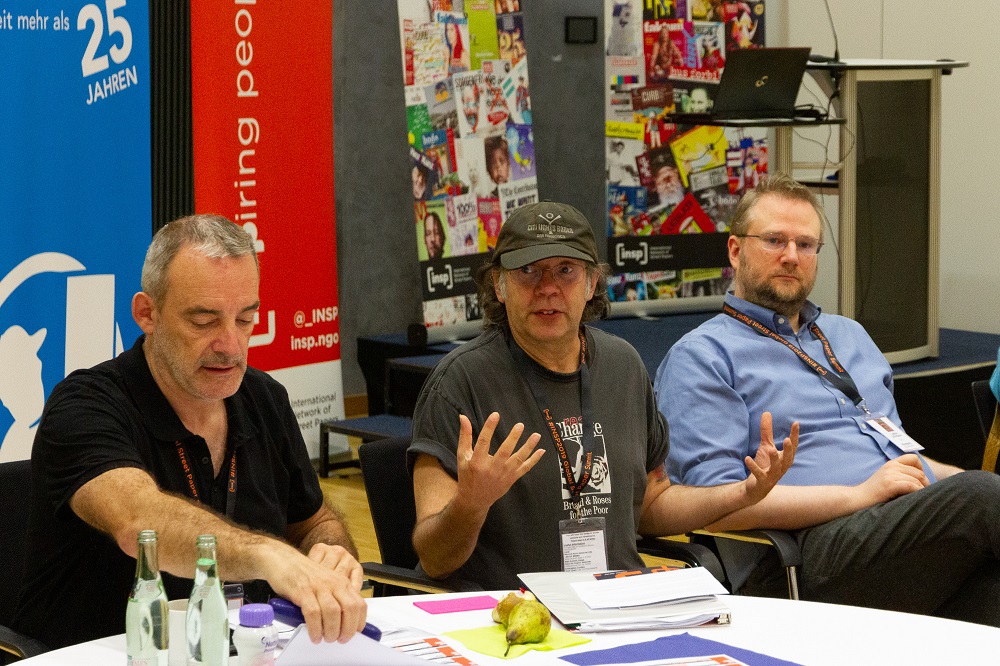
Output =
[{"x1": 409, "y1": 327, "x2": 669, "y2": 590}]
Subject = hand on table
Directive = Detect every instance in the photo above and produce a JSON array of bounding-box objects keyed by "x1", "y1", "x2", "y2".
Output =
[{"x1": 266, "y1": 544, "x2": 367, "y2": 644}]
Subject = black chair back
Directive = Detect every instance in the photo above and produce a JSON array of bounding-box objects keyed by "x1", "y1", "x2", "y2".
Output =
[
  {"x1": 357, "y1": 437, "x2": 420, "y2": 571},
  {"x1": 0, "y1": 460, "x2": 31, "y2": 628},
  {"x1": 0, "y1": 458, "x2": 50, "y2": 660}
]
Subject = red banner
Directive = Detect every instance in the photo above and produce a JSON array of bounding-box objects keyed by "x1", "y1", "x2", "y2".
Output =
[{"x1": 190, "y1": 0, "x2": 343, "y2": 451}]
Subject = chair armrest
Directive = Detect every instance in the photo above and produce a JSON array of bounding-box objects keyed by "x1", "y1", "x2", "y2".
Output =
[
  {"x1": 362, "y1": 562, "x2": 484, "y2": 595},
  {"x1": 636, "y1": 536, "x2": 726, "y2": 584},
  {"x1": 696, "y1": 529, "x2": 802, "y2": 568},
  {"x1": 0, "y1": 623, "x2": 49, "y2": 660}
]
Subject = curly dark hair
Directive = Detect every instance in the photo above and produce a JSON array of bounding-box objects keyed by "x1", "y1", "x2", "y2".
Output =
[{"x1": 475, "y1": 259, "x2": 611, "y2": 331}]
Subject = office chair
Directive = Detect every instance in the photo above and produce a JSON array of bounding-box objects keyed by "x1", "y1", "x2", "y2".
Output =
[
  {"x1": 635, "y1": 535, "x2": 726, "y2": 583},
  {"x1": 357, "y1": 437, "x2": 727, "y2": 594},
  {"x1": 692, "y1": 529, "x2": 802, "y2": 600},
  {"x1": 971, "y1": 379, "x2": 1000, "y2": 472},
  {"x1": 357, "y1": 437, "x2": 483, "y2": 595},
  {"x1": 0, "y1": 460, "x2": 49, "y2": 662}
]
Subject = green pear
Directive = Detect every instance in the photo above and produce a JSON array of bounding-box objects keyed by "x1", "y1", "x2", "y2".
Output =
[
  {"x1": 504, "y1": 598, "x2": 551, "y2": 656},
  {"x1": 492, "y1": 591, "x2": 524, "y2": 625}
]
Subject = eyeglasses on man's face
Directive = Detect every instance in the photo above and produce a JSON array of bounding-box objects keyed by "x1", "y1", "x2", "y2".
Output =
[
  {"x1": 737, "y1": 232, "x2": 823, "y2": 256},
  {"x1": 507, "y1": 261, "x2": 589, "y2": 287}
]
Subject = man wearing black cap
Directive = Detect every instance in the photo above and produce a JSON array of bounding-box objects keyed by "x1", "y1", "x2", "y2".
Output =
[{"x1": 406, "y1": 201, "x2": 797, "y2": 589}]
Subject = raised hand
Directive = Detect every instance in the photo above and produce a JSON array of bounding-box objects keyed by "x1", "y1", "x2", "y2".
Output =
[
  {"x1": 743, "y1": 411, "x2": 799, "y2": 504},
  {"x1": 454, "y1": 412, "x2": 544, "y2": 509}
]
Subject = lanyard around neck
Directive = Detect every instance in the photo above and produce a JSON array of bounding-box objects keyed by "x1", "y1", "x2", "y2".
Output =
[
  {"x1": 174, "y1": 441, "x2": 238, "y2": 518},
  {"x1": 507, "y1": 331, "x2": 595, "y2": 497},
  {"x1": 722, "y1": 303, "x2": 867, "y2": 410}
]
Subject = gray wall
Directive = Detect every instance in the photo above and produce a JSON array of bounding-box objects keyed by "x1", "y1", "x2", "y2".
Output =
[
  {"x1": 333, "y1": 1, "x2": 606, "y2": 397},
  {"x1": 783, "y1": 0, "x2": 1000, "y2": 338}
]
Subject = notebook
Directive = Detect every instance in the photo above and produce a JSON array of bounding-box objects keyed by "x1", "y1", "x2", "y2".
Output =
[
  {"x1": 518, "y1": 569, "x2": 731, "y2": 632},
  {"x1": 669, "y1": 47, "x2": 812, "y2": 124}
]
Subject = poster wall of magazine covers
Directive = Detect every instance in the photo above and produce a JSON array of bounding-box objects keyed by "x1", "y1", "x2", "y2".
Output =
[
  {"x1": 605, "y1": 0, "x2": 767, "y2": 308},
  {"x1": 399, "y1": 0, "x2": 537, "y2": 335}
]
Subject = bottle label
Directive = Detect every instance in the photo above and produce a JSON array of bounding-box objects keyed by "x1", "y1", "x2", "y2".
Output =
[{"x1": 195, "y1": 585, "x2": 215, "y2": 600}]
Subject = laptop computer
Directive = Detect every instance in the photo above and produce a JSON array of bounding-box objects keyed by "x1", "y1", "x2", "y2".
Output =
[{"x1": 668, "y1": 47, "x2": 812, "y2": 124}]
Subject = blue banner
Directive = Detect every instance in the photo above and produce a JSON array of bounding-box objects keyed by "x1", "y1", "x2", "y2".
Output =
[{"x1": 0, "y1": 0, "x2": 151, "y2": 461}]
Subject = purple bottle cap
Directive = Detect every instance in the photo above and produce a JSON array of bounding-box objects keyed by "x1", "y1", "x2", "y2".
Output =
[{"x1": 239, "y1": 603, "x2": 275, "y2": 628}]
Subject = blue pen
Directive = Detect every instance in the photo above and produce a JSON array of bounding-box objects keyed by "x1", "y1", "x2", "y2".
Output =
[{"x1": 268, "y1": 598, "x2": 382, "y2": 641}]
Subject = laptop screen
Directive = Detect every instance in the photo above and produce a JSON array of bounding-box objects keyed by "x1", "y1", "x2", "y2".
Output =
[{"x1": 711, "y1": 47, "x2": 811, "y2": 119}]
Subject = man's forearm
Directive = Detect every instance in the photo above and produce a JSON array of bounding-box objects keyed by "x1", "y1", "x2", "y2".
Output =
[
  {"x1": 73, "y1": 467, "x2": 299, "y2": 584},
  {"x1": 412, "y1": 493, "x2": 489, "y2": 579},
  {"x1": 125, "y1": 495, "x2": 293, "y2": 582},
  {"x1": 923, "y1": 455, "x2": 964, "y2": 480},
  {"x1": 703, "y1": 484, "x2": 868, "y2": 532},
  {"x1": 289, "y1": 502, "x2": 359, "y2": 559},
  {"x1": 639, "y1": 481, "x2": 760, "y2": 536}
]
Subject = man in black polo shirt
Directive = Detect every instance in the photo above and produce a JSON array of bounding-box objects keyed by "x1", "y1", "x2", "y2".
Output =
[{"x1": 15, "y1": 215, "x2": 365, "y2": 648}]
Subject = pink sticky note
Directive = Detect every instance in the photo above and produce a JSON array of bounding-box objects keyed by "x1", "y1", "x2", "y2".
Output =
[{"x1": 413, "y1": 595, "x2": 499, "y2": 614}]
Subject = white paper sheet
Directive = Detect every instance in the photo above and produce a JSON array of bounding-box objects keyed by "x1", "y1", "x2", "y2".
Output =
[
  {"x1": 571, "y1": 566, "x2": 729, "y2": 609},
  {"x1": 275, "y1": 625, "x2": 426, "y2": 665}
]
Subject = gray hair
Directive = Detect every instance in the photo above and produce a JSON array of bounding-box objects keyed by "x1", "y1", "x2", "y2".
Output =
[
  {"x1": 729, "y1": 172, "x2": 827, "y2": 239},
  {"x1": 141, "y1": 214, "x2": 258, "y2": 303}
]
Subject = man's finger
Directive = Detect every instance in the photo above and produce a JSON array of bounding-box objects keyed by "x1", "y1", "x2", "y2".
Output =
[
  {"x1": 780, "y1": 421, "x2": 800, "y2": 470},
  {"x1": 457, "y1": 414, "x2": 474, "y2": 461},
  {"x1": 496, "y1": 421, "x2": 526, "y2": 458},
  {"x1": 759, "y1": 411, "x2": 775, "y2": 447},
  {"x1": 317, "y1": 590, "x2": 342, "y2": 643},
  {"x1": 744, "y1": 455, "x2": 766, "y2": 480},
  {"x1": 472, "y1": 412, "x2": 501, "y2": 458},
  {"x1": 299, "y1": 594, "x2": 325, "y2": 644},
  {"x1": 516, "y1": 447, "x2": 546, "y2": 477},
  {"x1": 510, "y1": 432, "x2": 542, "y2": 463}
]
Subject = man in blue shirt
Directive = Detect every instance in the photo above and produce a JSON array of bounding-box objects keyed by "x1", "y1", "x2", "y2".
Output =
[{"x1": 655, "y1": 174, "x2": 1000, "y2": 625}]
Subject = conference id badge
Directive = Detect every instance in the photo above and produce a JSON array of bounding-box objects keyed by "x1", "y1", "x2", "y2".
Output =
[
  {"x1": 559, "y1": 516, "x2": 609, "y2": 573},
  {"x1": 866, "y1": 414, "x2": 924, "y2": 452}
]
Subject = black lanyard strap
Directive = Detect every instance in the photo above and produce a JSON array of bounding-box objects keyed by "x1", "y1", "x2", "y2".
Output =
[
  {"x1": 508, "y1": 331, "x2": 595, "y2": 498},
  {"x1": 722, "y1": 303, "x2": 866, "y2": 408},
  {"x1": 174, "y1": 441, "x2": 238, "y2": 518}
]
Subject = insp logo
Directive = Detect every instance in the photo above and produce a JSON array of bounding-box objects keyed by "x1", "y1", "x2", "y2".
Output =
[
  {"x1": 426, "y1": 265, "x2": 454, "y2": 292},
  {"x1": 614, "y1": 242, "x2": 648, "y2": 267}
]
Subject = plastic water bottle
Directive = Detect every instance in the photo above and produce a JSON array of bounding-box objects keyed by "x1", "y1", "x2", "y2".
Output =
[
  {"x1": 126, "y1": 529, "x2": 169, "y2": 666},
  {"x1": 233, "y1": 604, "x2": 278, "y2": 666},
  {"x1": 186, "y1": 535, "x2": 229, "y2": 665}
]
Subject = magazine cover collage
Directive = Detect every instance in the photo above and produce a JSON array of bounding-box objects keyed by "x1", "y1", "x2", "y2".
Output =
[
  {"x1": 604, "y1": 0, "x2": 769, "y2": 303},
  {"x1": 399, "y1": 0, "x2": 536, "y2": 330}
]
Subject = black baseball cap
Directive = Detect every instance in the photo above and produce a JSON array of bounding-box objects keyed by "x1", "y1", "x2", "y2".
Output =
[{"x1": 493, "y1": 201, "x2": 599, "y2": 269}]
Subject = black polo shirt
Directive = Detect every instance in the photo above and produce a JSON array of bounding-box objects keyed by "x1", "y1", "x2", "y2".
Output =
[{"x1": 14, "y1": 336, "x2": 324, "y2": 648}]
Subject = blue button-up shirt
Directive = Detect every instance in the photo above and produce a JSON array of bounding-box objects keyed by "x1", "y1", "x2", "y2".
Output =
[{"x1": 654, "y1": 293, "x2": 935, "y2": 489}]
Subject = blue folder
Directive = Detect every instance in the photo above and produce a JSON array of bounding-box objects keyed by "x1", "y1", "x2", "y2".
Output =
[{"x1": 560, "y1": 632, "x2": 802, "y2": 666}]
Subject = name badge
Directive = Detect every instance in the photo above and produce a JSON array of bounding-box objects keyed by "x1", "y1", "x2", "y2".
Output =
[
  {"x1": 559, "y1": 516, "x2": 608, "y2": 573},
  {"x1": 866, "y1": 414, "x2": 924, "y2": 453}
]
